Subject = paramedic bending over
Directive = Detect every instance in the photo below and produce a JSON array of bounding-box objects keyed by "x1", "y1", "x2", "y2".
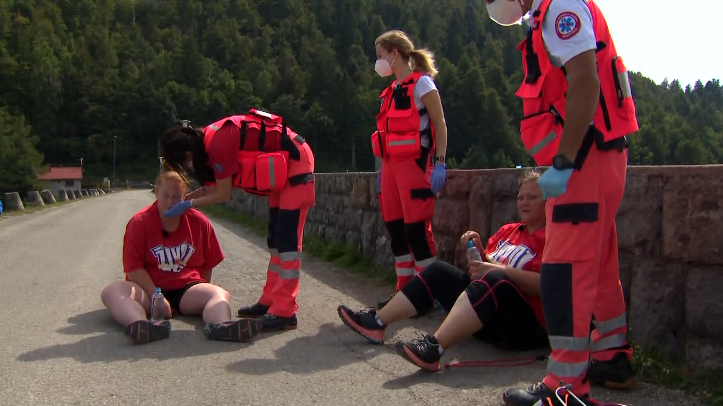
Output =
[
  {"x1": 372, "y1": 29, "x2": 449, "y2": 310},
  {"x1": 158, "y1": 114, "x2": 315, "y2": 333}
]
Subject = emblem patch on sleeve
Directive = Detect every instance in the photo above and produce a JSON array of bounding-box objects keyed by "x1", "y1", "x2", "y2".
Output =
[{"x1": 555, "y1": 12, "x2": 581, "y2": 40}]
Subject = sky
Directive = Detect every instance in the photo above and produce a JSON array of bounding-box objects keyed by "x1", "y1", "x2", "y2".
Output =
[{"x1": 596, "y1": 0, "x2": 722, "y2": 88}]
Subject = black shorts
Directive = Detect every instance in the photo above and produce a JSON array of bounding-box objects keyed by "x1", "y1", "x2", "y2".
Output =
[
  {"x1": 401, "y1": 261, "x2": 548, "y2": 351},
  {"x1": 160, "y1": 281, "x2": 204, "y2": 315}
]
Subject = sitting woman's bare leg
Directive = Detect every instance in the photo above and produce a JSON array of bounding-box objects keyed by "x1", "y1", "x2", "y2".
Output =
[
  {"x1": 179, "y1": 283, "x2": 262, "y2": 343},
  {"x1": 337, "y1": 261, "x2": 470, "y2": 345},
  {"x1": 433, "y1": 292, "x2": 483, "y2": 349},
  {"x1": 100, "y1": 281, "x2": 171, "y2": 345}
]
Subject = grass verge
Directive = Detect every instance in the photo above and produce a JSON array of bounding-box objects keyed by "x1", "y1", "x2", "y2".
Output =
[
  {"x1": 631, "y1": 342, "x2": 723, "y2": 405},
  {"x1": 201, "y1": 203, "x2": 722, "y2": 406},
  {"x1": 199, "y1": 205, "x2": 397, "y2": 287},
  {"x1": 1, "y1": 199, "x2": 75, "y2": 218}
]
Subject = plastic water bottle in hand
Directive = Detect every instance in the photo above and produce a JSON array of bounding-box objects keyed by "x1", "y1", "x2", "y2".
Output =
[
  {"x1": 466, "y1": 239, "x2": 482, "y2": 263},
  {"x1": 150, "y1": 287, "x2": 165, "y2": 322}
]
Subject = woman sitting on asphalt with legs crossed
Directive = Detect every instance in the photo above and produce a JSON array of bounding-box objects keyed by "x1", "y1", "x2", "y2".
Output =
[
  {"x1": 100, "y1": 169, "x2": 262, "y2": 345},
  {"x1": 337, "y1": 169, "x2": 548, "y2": 371}
]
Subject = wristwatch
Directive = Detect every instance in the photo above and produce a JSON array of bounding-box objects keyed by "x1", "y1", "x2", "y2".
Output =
[
  {"x1": 552, "y1": 154, "x2": 575, "y2": 170},
  {"x1": 434, "y1": 156, "x2": 445, "y2": 163}
]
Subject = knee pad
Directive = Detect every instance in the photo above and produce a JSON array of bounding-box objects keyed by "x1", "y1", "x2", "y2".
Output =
[
  {"x1": 384, "y1": 219, "x2": 409, "y2": 256},
  {"x1": 267, "y1": 207, "x2": 279, "y2": 248},
  {"x1": 404, "y1": 221, "x2": 434, "y2": 260},
  {"x1": 275, "y1": 209, "x2": 301, "y2": 253}
]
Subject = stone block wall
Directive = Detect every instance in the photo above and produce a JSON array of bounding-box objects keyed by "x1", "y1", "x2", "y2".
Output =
[{"x1": 224, "y1": 166, "x2": 723, "y2": 370}]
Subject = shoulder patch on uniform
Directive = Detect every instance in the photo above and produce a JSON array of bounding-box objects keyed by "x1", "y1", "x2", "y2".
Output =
[{"x1": 555, "y1": 11, "x2": 581, "y2": 40}]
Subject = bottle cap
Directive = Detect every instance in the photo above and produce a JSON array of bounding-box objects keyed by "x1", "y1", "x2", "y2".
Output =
[
  {"x1": 155, "y1": 287, "x2": 162, "y2": 293},
  {"x1": 466, "y1": 240, "x2": 475, "y2": 248}
]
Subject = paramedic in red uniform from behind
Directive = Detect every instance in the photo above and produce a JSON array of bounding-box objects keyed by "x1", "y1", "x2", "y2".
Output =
[
  {"x1": 372, "y1": 30, "x2": 449, "y2": 309},
  {"x1": 484, "y1": 0, "x2": 638, "y2": 405},
  {"x1": 159, "y1": 110, "x2": 315, "y2": 333}
]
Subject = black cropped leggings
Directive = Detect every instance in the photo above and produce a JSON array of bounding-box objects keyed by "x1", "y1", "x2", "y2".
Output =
[{"x1": 400, "y1": 260, "x2": 548, "y2": 351}]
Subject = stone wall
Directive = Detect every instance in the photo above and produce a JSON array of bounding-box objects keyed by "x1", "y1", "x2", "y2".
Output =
[{"x1": 224, "y1": 166, "x2": 723, "y2": 370}]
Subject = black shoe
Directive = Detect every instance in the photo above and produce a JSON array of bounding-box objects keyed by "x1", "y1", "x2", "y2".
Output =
[
  {"x1": 237, "y1": 302, "x2": 270, "y2": 318},
  {"x1": 502, "y1": 381, "x2": 597, "y2": 406},
  {"x1": 394, "y1": 334, "x2": 442, "y2": 371},
  {"x1": 587, "y1": 350, "x2": 636, "y2": 389},
  {"x1": 124, "y1": 320, "x2": 171, "y2": 345},
  {"x1": 203, "y1": 319, "x2": 263, "y2": 342},
  {"x1": 337, "y1": 305, "x2": 386, "y2": 344},
  {"x1": 258, "y1": 313, "x2": 297, "y2": 332},
  {"x1": 377, "y1": 292, "x2": 397, "y2": 309}
]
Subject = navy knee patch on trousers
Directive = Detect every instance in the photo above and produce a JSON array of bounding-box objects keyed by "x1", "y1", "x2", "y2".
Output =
[
  {"x1": 540, "y1": 262, "x2": 574, "y2": 337},
  {"x1": 405, "y1": 221, "x2": 433, "y2": 261}
]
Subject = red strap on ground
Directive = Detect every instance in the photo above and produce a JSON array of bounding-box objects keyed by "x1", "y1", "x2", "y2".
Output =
[{"x1": 443, "y1": 354, "x2": 547, "y2": 369}]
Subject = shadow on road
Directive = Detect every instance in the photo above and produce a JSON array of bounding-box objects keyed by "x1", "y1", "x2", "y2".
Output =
[
  {"x1": 17, "y1": 310, "x2": 246, "y2": 364},
  {"x1": 225, "y1": 322, "x2": 391, "y2": 375}
]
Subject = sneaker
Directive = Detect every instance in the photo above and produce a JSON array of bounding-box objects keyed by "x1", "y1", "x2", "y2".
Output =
[
  {"x1": 237, "y1": 302, "x2": 270, "y2": 318},
  {"x1": 587, "y1": 351, "x2": 636, "y2": 389},
  {"x1": 502, "y1": 381, "x2": 599, "y2": 406},
  {"x1": 394, "y1": 334, "x2": 443, "y2": 372},
  {"x1": 124, "y1": 320, "x2": 171, "y2": 345},
  {"x1": 377, "y1": 292, "x2": 397, "y2": 309},
  {"x1": 336, "y1": 305, "x2": 385, "y2": 344},
  {"x1": 258, "y1": 313, "x2": 297, "y2": 332},
  {"x1": 203, "y1": 319, "x2": 263, "y2": 342}
]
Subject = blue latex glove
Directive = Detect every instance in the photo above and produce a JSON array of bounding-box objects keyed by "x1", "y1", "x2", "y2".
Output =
[
  {"x1": 163, "y1": 200, "x2": 192, "y2": 217},
  {"x1": 537, "y1": 167, "x2": 574, "y2": 199},
  {"x1": 430, "y1": 163, "x2": 446, "y2": 193}
]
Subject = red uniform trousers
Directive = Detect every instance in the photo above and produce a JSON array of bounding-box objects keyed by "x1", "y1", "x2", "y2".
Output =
[
  {"x1": 257, "y1": 139, "x2": 315, "y2": 318},
  {"x1": 540, "y1": 141, "x2": 633, "y2": 394},
  {"x1": 379, "y1": 150, "x2": 438, "y2": 291}
]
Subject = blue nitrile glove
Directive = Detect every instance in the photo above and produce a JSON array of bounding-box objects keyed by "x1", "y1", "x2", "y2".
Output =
[
  {"x1": 430, "y1": 163, "x2": 446, "y2": 193},
  {"x1": 537, "y1": 167, "x2": 574, "y2": 199},
  {"x1": 163, "y1": 200, "x2": 192, "y2": 217},
  {"x1": 376, "y1": 169, "x2": 382, "y2": 193}
]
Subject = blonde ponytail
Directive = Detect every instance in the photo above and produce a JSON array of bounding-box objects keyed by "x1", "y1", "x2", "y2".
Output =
[{"x1": 410, "y1": 48, "x2": 438, "y2": 79}]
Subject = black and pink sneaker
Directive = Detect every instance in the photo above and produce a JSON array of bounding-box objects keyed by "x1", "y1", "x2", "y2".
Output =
[
  {"x1": 394, "y1": 335, "x2": 442, "y2": 372},
  {"x1": 337, "y1": 305, "x2": 385, "y2": 344}
]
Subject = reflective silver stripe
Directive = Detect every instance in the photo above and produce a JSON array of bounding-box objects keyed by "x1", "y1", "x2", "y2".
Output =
[
  {"x1": 415, "y1": 256, "x2": 437, "y2": 268},
  {"x1": 389, "y1": 139, "x2": 416, "y2": 146},
  {"x1": 618, "y1": 72, "x2": 632, "y2": 98},
  {"x1": 209, "y1": 124, "x2": 220, "y2": 130},
  {"x1": 395, "y1": 254, "x2": 413, "y2": 263},
  {"x1": 269, "y1": 248, "x2": 278, "y2": 256},
  {"x1": 594, "y1": 313, "x2": 627, "y2": 335},
  {"x1": 547, "y1": 358, "x2": 589, "y2": 378},
  {"x1": 396, "y1": 267, "x2": 415, "y2": 276},
  {"x1": 278, "y1": 270, "x2": 300, "y2": 279},
  {"x1": 268, "y1": 264, "x2": 281, "y2": 272},
  {"x1": 280, "y1": 251, "x2": 300, "y2": 261},
  {"x1": 268, "y1": 157, "x2": 275, "y2": 189},
  {"x1": 548, "y1": 335, "x2": 590, "y2": 352},
  {"x1": 590, "y1": 333, "x2": 626, "y2": 352},
  {"x1": 527, "y1": 131, "x2": 558, "y2": 156}
]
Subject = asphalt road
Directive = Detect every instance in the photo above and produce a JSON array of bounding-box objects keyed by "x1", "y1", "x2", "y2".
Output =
[{"x1": 0, "y1": 190, "x2": 705, "y2": 406}]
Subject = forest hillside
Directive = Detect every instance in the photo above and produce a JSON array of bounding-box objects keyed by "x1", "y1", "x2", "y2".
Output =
[{"x1": 1, "y1": 0, "x2": 721, "y2": 193}]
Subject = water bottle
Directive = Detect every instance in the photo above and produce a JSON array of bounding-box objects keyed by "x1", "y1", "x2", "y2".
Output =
[
  {"x1": 150, "y1": 287, "x2": 165, "y2": 322},
  {"x1": 466, "y1": 239, "x2": 482, "y2": 263}
]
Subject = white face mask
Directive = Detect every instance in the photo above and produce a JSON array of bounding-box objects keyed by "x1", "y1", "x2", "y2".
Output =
[
  {"x1": 374, "y1": 54, "x2": 396, "y2": 77},
  {"x1": 486, "y1": 0, "x2": 525, "y2": 26}
]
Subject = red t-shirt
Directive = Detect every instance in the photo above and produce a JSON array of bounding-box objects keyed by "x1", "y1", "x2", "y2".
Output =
[
  {"x1": 206, "y1": 120, "x2": 240, "y2": 180},
  {"x1": 484, "y1": 222, "x2": 546, "y2": 328},
  {"x1": 122, "y1": 201, "x2": 225, "y2": 291}
]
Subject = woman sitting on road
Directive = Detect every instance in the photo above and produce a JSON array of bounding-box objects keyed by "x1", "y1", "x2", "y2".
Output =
[
  {"x1": 100, "y1": 170, "x2": 262, "y2": 345},
  {"x1": 337, "y1": 169, "x2": 548, "y2": 371}
]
